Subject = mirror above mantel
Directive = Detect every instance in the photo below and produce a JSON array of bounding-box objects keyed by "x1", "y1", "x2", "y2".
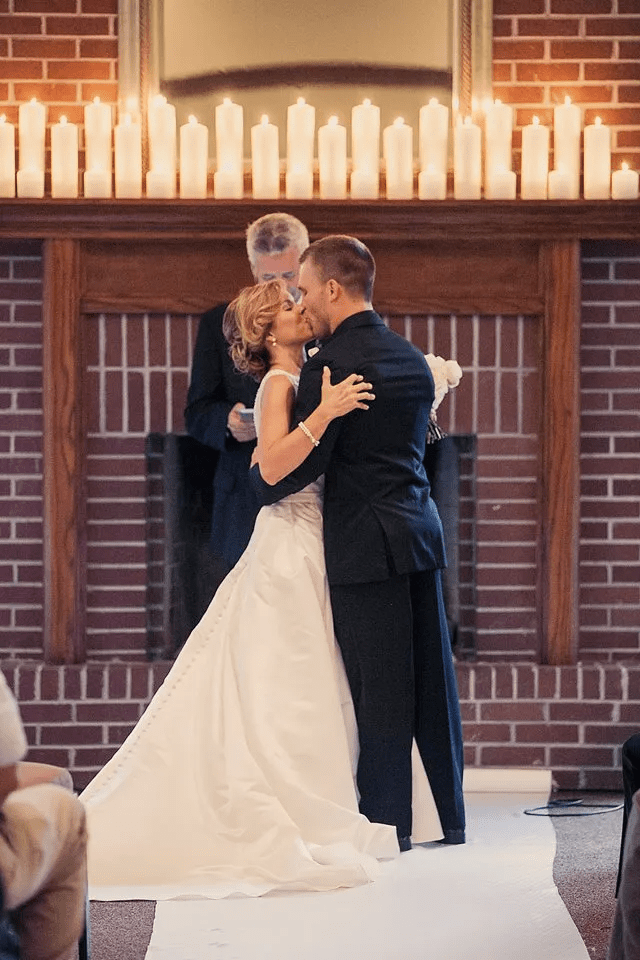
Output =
[{"x1": 118, "y1": 0, "x2": 493, "y2": 159}]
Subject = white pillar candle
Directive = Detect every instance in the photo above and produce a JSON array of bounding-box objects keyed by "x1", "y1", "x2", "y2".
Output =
[
  {"x1": 84, "y1": 97, "x2": 112, "y2": 174},
  {"x1": 553, "y1": 96, "x2": 581, "y2": 199},
  {"x1": 418, "y1": 163, "x2": 446, "y2": 200},
  {"x1": 583, "y1": 116, "x2": 611, "y2": 199},
  {"x1": 485, "y1": 164, "x2": 516, "y2": 199},
  {"x1": 318, "y1": 115, "x2": 347, "y2": 199},
  {"x1": 383, "y1": 117, "x2": 413, "y2": 199},
  {"x1": 484, "y1": 98, "x2": 513, "y2": 190},
  {"x1": 51, "y1": 115, "x2": 79, "y2": 198},
  {"x1": 83, "y1": 168, "x2": 111, "y2": 198},
  {"x1": 179, "y1": 115, "x2": 208, "y2": 199},
  {"x1": 16, "y1": 168, "x2": 44, "y2": 198},
  {"x1": 453, "y1": 116, "x2": 481, "y2": 199},
  {"x1": 419, "y1": 98, "x2": 449, "y2": 178},
  {"x1": 521, "y1": 116, "x2": 549, "y2": 199},
  {"x1": 114, "y1": 113, "x2": 142, "y2": 198},
  {"x1": 612, "y1": 162, "x2": 639, "y2": 200},
  {"x1": 148, "y1": 95, "x2": 176, "y2": 174},
  {"x1": 351, "y1": 98, "x2": 380, "y2": 198},
  {"x1": 0, "y1": 115, "x2": 16, "y2": 198},
  {"x1": 18, "y1": 98, "x2": 46, "y2": 176},
  {"x1": 548, "y1": 165, "x2": 573, "y2": 199},
  {"x1": 286, "y1": 97, "x2": 314, "y2": 199},
  {"x1": 251, "y1": 114, "x2": 279, "y2": 199},
  {"x1": 214, "y1": 97, "x2": 243, "y2": 198}
]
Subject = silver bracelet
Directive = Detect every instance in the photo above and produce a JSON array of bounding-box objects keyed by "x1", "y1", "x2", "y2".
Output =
[{"x1": 298, "y1": 420, "x2": 320, "y2": 447}]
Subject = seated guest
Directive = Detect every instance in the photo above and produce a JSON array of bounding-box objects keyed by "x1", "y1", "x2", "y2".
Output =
[
  {"x1": 617, "y1": 734, "x2": 640, "y2": 896},
  {"x1": 0, "y1": 671, "x2": 87, "y2": 960}
]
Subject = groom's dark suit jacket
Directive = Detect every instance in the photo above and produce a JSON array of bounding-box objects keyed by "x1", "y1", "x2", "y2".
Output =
[{"x1": 251, "y1": 310, "x2": 446, "y2": 584}]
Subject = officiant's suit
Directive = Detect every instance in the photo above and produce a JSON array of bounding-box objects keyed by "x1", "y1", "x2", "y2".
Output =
[
  {"x1": 251, "y1": 309, "x2": 465, "y2": 842},
  {"x1": 185, "y1": 303, "x2": 260, "y2": 569}
]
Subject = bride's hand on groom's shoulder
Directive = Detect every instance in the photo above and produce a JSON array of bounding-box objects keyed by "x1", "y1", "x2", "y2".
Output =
[{"x1": 320, "y1": 366, "x2": 375, "y2": 420}]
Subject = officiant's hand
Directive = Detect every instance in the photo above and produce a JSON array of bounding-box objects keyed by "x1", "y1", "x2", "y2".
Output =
[
  {"x1": 228, "y1": 403, "x2": 257, "y2": 443},
  {"x1": 319, "y1": 366, "x2": 375, "y2": 420}
]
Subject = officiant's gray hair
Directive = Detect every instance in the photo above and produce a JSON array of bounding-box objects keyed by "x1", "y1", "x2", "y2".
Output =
[{"x1": 246, "y1": 213, "x2": 309, "y2": 275}]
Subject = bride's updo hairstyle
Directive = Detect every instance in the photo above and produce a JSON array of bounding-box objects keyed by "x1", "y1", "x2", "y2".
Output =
[{"x1": 223, "y1": 279, "x2": 284, "y2": 381}]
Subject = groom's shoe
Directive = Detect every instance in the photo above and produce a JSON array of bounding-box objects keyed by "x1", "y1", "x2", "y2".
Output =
[
  {"x1": 397, "y1": 835, "x2": 412, "y2": 852},
  {"x1": 437, "y1": 829, "x2": 465, "y2": 845}
]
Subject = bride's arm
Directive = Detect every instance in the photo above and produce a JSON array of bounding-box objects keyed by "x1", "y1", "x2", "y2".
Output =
[{"x1": 256, "y1": 368, "x2": 373, "y2": 485}]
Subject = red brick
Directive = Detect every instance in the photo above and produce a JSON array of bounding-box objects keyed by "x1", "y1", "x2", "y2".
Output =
[
  {"x1": 480, "y1": 701, "x2": 545, "y2": 721},
  {"x1": 19, "y1": 702, "x2": 72, "y2": 722},
  {"x1": 12, "y1": 37, "x2": 75, "y2": 56},
  {"x1": 13, "y1": 82, "x2": 78, "y2": 102},
  {"x1": 106, "y1": 724, "x2": 136, "y2": 744},
  {"x1": 586, "y1": 17, "x2": 640, "y2": 37},
  {"x1": 538, "y1": 667, "x2": 559, "y2": 699},
  {"x1": 0, "y1": 14, "x2": 42, "y2": 33},
  {"x1": 585, "y1": 108, "x2": 640, "y2": 125},
  {"x1": 81, "y1": 81, "x2": 117, "y2": 101},
  {"x1": 74, "y1": 747, "x2": 118, "y2": 766},
  {"x1": 26, "y1": 748, "x2": 70, "y2": 767},
  {"x1": 47, "y1": 60, "x2": 112, "y2": 80},
  {"x1": 618, "y1": 86, "x2": 640, "y2": 104},
  {"x1": 39, "y1": 665, "x2": 61, "y2": 699},
  {"x1": 494, "y1": 39, "x2": 546, "y2": 60},
  {"x1": 549, "y1": 746, "x2": 614, "y2": 765},
  {"x1": 550, "y1": 84, "x2": 614, "y2": 104},
  {"x1": 551, "y1": 0, "x2": 613, "y2": 10},
  {"x1": 549, "y1": 39, "x2": 614, "y2": 58},
  {"x1": 480, "y1": 745, "x2": 545, "y2": 765},
  {"x1": 464, "y1": 723, "x2": 512, "y2": 743},
  {"x1": 516, "y1": 723, "x2": 579, "y2": 743},
  {"x1": 0, "y1": 61, "x2": 44, "y2": 80},
  {"x1": 492, "y1": 85, "x2": 545, "y2": 103},
  {"x1": 79, "y1": 38, "x2": 117, "y2": 57},
  {"x1": 41, "y1": 724, "x2": 104, "y2": 745},
  {"x1": 76, "y1": 702, "x2": 141, "y2": 722},
  {"x1": 82, "y1": 0, "x2": 117, "y2": 10},
  {"x1": 494, "y1": 0, "x2": 544, "y2": 12},
  {"x1": 620, "y1": 704, "x2": 640, "y2": 723},
  {"x1": 517, "y1": 17, "x2": 580, "y2": 37},
  {"x1": 582, "y1": 770, "x2": 624, "y2": 790},
  {"x1": 16, "y1": 0, "x2": 76, "y2": 9},
  {"x1": 612, "y1": 607, "x2": 640, "y2": 626},
  {"x1": 515, "y1": 664, "x2": 536, "y2": 698},
  {"x1": 45, "y1": 16, "x2": 110, "y2": 35}
]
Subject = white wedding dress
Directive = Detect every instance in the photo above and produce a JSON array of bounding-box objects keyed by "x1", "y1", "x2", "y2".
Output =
[{"x1": 81, "y1": 369, "x2": 442, "y2": 901}]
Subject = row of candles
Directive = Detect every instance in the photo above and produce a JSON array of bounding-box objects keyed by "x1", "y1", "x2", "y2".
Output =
[{"x1": 1, "y1": 94, "x2": 639, "y2": 201}]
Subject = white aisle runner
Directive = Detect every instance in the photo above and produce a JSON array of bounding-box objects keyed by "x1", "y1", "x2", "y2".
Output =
[{"x1": 144, "y1": 770, "x2": 590, "y2": 960}]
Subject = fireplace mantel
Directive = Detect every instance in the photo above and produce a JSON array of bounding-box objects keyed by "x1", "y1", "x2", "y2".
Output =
[{"x1": 5, "y1": 199, "x2": 638, "y2": 666}]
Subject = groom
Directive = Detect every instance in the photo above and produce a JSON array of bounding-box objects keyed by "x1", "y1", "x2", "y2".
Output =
[{"x1": 250, "y1": 235, "x2": 465, "y2": 849}]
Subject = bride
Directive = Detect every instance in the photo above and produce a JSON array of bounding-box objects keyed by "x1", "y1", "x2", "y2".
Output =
[{"x1": 81, "y1": 280, "x2": 442, "y2": 901}]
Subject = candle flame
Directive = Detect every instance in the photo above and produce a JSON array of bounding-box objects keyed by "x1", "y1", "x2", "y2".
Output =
[
  {"x1": 595, "y1": 116, "x2": 602, "y2": 125},
  {"x1": 60, "y1": 115, "x2": 67, "y2": 124},
  {"x1": 533, "y1": 116, "x2": 540, "y2": 125},
  {"x1": 328, "y1": 115, "x2": 338, "y2": 126},
  {"x1": 123, "y1": 113, "x2": 132, "y2": 126},
  {"x1": 622, "y1": 162, "x2": 629, "y2": 171},
  {"x1": 564, "y1": 95, "x2": 572, "y2": 106},
  {"x1": 223, "y1": 97, "x2": 231, "y2": 105},
  {"x1": 463, "y1": 116, "x2": 472, "y2": 126},
  {"x1": 93, "y1": 96, "x2": 101, "y2": 104},
  {"x1": 30, "y1": 97, "x2": 37, "y2": 104},
  {"x1": 260, "y1": 114, "x2": 269, "y2": 125},
  {"x1": 152, "y1": 94, "x2": 166, "y2": 105},
  {"x1": 363, "y1": 98, "x2": 371, "y2": 107},
  {"x1": 188, "y1": 115, "x2": 198, "y2": 125},
  {"x1": 495, "y1": 98, "x2": 502, "y2": 105},
  {"x1": 0, "y1": 115, "x2": 5, "y2": 123},
  {"x1": 429, "y1": 98, "x2": 438, "y2": 106},
  {"x1": 297, "y1": 97, "x2": 306, "y2": 106},
  {"x1": 394, "y1": 117, "x2": 404, "y2": 127}
]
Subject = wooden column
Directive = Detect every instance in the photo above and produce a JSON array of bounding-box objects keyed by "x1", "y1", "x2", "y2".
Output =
[
  {"x1": 538, "y1": 240, "x2": 581, "y2": 665},
  {"x1": 42, "y1": 239, "x2": 87, "y2": 663}
]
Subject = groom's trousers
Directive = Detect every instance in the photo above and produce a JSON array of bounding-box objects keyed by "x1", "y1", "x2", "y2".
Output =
[{"x1": 330, "y1": 567, "x2": 465, "y2": 839}]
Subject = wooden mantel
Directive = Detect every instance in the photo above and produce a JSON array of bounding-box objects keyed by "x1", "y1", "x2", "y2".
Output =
[{"x1": 3, "y1": 198, "x2": 639, "y2": 666}]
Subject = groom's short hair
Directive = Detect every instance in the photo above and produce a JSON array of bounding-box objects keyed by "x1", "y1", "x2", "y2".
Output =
[{"x1": 300, "y1": 236, "x2": 375, "y2": 302}]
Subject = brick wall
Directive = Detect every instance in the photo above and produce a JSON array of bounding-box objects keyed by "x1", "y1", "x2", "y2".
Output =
[
  {"x1": 3, "y1": 658, "x2": 636, "y2": 791},
  {"x1": 493, "y1": 0, "x2": 640, "y2": 174}
]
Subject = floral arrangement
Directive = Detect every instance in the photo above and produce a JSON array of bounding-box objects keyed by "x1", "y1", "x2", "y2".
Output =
[{"x1": 424, "y1": 353, "x2": 463, "y2": 412}]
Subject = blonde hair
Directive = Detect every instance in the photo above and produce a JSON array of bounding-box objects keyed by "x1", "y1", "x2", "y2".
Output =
[{"x1": 223, "y1": 280, "x2": 284, "y2": 381}]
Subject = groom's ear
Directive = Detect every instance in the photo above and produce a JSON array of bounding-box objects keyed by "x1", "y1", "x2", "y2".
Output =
[{"x1": 327, "y1": 279, "x2": 340, "y2": 301}]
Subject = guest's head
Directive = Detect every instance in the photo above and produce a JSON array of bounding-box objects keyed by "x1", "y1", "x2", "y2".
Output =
[
  {"x1": 298, "y1": 235, "x2": 375, "y2": 338},
  {"x1": 223, "y1": 280, "x2": 312, "y2": 380},
  {"x1": 246, "y1": 213, "x2": 310, "y2": 297}
]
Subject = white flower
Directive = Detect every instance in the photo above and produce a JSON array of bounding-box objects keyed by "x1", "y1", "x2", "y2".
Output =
[{"x1": 424, "y1": 353, "x2": 463, "y2": 411}]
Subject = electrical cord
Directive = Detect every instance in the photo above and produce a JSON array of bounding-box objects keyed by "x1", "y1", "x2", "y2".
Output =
[{"x1": 524, "y1": 798, "x2": 624, "y2": 817}]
